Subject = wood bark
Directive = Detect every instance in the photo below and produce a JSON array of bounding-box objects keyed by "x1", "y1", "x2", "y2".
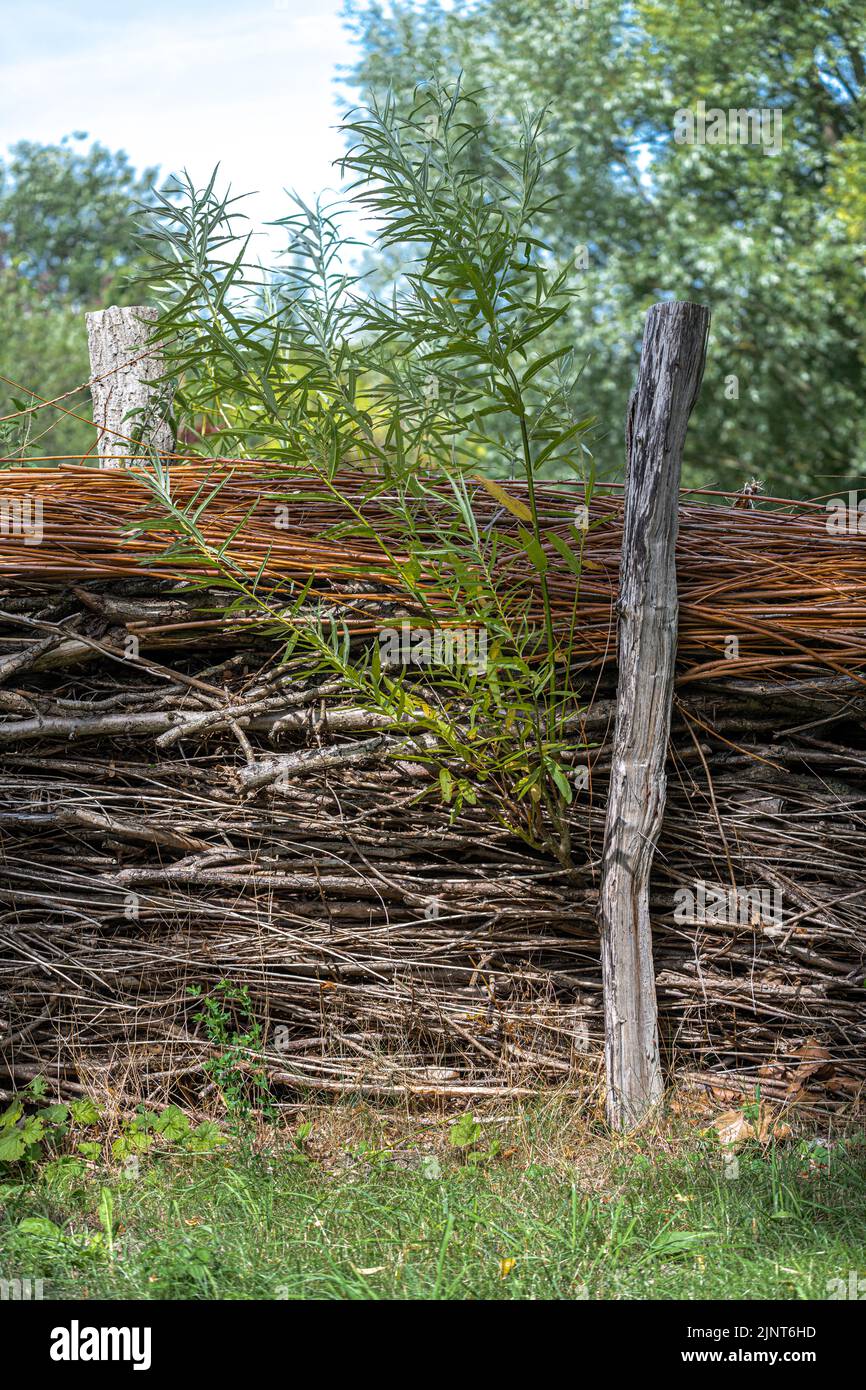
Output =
[
  {"x1": 86, "y1": 306, "x2": 174, "y2": 466},
  {"x1": 599, "y1": 300, "x2": 710, "y2": 1129}
]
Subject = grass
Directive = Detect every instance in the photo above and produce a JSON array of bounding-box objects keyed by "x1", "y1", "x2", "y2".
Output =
[{"x1": 1, "y1": 1097, "x2": 864, "y2": 1300}]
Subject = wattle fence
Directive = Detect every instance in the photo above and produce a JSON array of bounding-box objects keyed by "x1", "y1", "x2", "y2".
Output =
[{"x1": 1, "y1": 304, "x2": 864, "y2": 1123}]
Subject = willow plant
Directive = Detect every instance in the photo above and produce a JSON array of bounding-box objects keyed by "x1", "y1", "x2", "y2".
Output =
[{"x1": 134, "y1": 81, "x2": 597, "y2": 865}]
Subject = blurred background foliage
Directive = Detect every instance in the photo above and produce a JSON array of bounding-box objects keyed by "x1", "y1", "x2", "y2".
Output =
[
  {"x1": 1, "y1": 0, "x2": 864, "y2": 496},
  {"x1": 343, "y1": 0, "x2": 866, "y2": 495},
  {"x1": 0, "y1": 135, "x2": 165, "y2": 459}
]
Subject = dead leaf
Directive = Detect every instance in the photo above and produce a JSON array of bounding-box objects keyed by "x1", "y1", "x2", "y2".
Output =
[
  {"x1": 713, "y1": 1109, "x2": 755, "y2": 1149},
  {"x1": 473, "y1": 475, "x2": 533, "y2": 522},
  {"x1": 757, "y1": 1113, "x2": 792, "y2": 1144}
]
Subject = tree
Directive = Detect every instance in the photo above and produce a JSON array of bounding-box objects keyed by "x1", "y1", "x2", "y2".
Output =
[
  {"x1": 0, "y1": 135, "x2": 164, "y2": 460},
  {"x1": 344, "y1": 0, "x2": 866, "y2": 496}
]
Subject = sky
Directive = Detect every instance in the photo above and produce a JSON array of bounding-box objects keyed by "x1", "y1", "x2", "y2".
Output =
[{"x1": 0, "y1": 0, "x2": 362, "y2": 257}]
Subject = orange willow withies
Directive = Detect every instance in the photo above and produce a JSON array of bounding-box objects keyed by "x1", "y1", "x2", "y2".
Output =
[{"x1": 0, "y1": 461, "x2": 863, "y2": 686}]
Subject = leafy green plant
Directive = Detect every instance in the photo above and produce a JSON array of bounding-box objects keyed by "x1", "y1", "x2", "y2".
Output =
[
  {"x1": 742, "y1": 1087, "x2": 762, "y2": 1126},
  {"x1": 0, "y1": 1079, "x2": 223, "y2": 1172},
  {"x1": 0, "y1": 1077, "x2": 72, "y2": 1165},
  {"x1": 188, "y1": 981, "x2": 274, "y2": 1128},
  {"x1": 286, "y1": 1121, "x2": 314, "y2": 1165},
  {"x1": 70, "y1": 1097, "x2": 100, "y2": 1126},
  {"x1": 447, "y1": 1112, "x2": 502, "y2": 1168},
  {"x1": 109, "y1": 1103, "x2": 221, "y2": 1159},
  {"x1": 448, "y1": 1112, "x2": 482, "y2": 1149},
  {"x1": 136, "y1": 80, "x2": 596, "y2": 866}
]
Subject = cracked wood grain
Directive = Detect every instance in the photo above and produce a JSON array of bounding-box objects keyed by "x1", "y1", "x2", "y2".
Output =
[{"x1": 599, "y1": 300, "x2": 710, "y2": 1129}]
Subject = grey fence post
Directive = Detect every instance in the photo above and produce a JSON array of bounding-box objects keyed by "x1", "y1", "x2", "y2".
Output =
[{"x1": 598, "y1": 300, "x2": 710, "y2": 1129}]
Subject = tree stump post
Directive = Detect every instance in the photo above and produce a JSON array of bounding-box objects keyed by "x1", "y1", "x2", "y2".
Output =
[
  {"x1": 599, "y1": 300, "x2": 710, "y2": 1130},
  {"x1": 86, "y1": 306, "x2": 173, "y2": 467}
]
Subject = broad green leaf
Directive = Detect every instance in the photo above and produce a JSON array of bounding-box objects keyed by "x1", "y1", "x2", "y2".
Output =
[
  {"x1": 155, "y1": 1105, "x2": 190, "y2": 1141},
  {"x1": 17, "y1": 1216, "x2": 63, "y2": 1239},
  {"x1": 0, "y1": 1128, "x2": 27, "y2": 1162},
  {"x1": 448, "y1": 1113, "x2": 482, "y2": 1148},
  {"x1": 0, "y1": 1100, "x2": 23, "y2": 1130},
  {"x1": 70, "y1": 1098, "x2": 101, "y2": 1126},
  {"x1": 39, "y1": 1104, "x2": 69, "y2": 1125}
]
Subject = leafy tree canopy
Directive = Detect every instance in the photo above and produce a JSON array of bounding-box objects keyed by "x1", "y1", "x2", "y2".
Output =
[
  {"x1": 344, "y1": 0, "x2": 866, "y2": 496},
  {"x1": 0, "y1": 134, "x2": 159, "y2": 303}
]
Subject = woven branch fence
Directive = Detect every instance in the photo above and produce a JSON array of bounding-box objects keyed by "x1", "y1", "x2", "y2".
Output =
[{"x1": 1, "y1": 468, "x2": 864, "y2": 1113}]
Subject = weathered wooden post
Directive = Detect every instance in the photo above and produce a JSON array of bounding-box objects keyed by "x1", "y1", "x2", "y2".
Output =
[
  {"x1": 86, "y1": 306, "x2": 173, "y2": 467},
  {"x1": 598, "y1": 300, "x2": 710, "y2": 1130}
]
